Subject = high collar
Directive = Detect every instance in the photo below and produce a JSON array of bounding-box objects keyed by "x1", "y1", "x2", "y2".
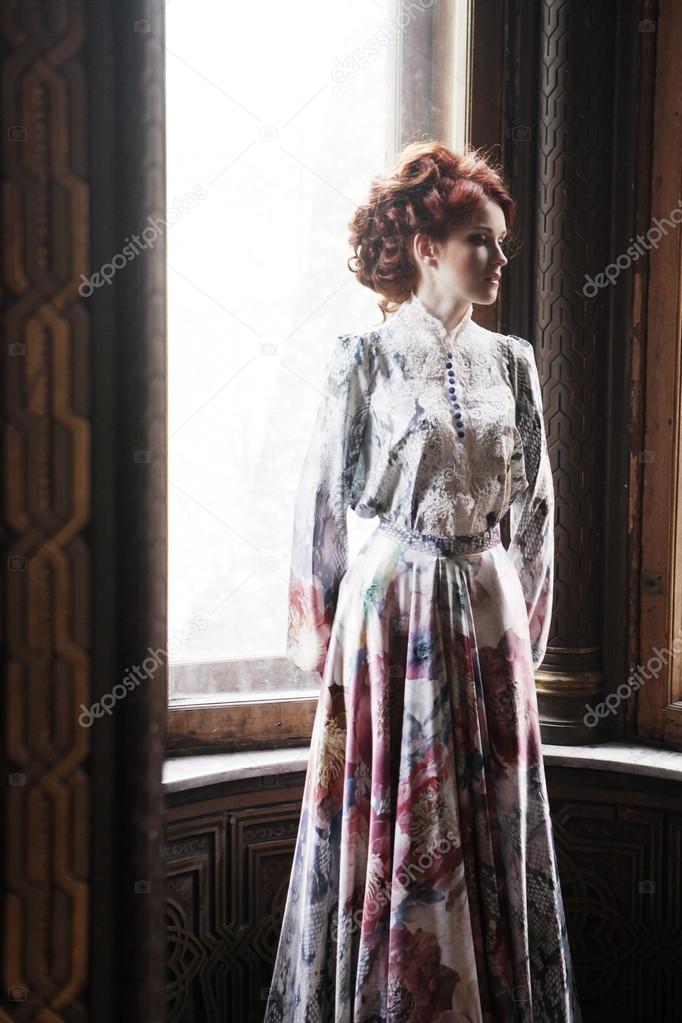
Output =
[{"x1": 397, "y1": 292, "x2": 474, "y2": 345}]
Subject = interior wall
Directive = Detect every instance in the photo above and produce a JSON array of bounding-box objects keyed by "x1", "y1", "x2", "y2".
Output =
[
  {"x1": 471, "y1": 0, "x2": 654, "y2": 743},
  {"x1": 1, "y1": 1, "x2": 168, "y2": 1019}
]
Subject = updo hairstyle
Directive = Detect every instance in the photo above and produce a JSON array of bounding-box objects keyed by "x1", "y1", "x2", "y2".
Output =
[{"x1": 347, "y1": 141, "x2": 517, "y2": 319}]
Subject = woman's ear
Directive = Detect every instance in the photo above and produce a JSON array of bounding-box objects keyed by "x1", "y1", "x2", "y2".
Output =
[{"x1": 412, "y1": 232, "x2": 438, "y2": 269}]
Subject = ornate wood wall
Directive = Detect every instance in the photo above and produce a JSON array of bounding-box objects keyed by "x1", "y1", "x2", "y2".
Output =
[
  {"x1": 472, "y1": 0, "x2": 656, "y2": 743},
  {"x1": 165, "y1": 775, "x2": 308, "y2": 1020},
  {"x1": 1, "y1": 1, "x2": 167, "y2": 1019},
  {"x1": 1, "y1": 2, "x2": 673, "y2": 1022},
  {"x1": 164, "y1": 766, "x2": 682, "y2": 1023}
]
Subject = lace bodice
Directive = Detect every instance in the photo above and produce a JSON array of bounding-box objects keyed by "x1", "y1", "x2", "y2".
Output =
[{"x1": 287, "y1": 292, "x2": 555, "y2": 675}]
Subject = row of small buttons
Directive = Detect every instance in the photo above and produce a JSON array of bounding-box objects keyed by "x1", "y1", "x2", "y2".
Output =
[{"x1": 445, "y1": 352, "x2": 465, "y2": 437}]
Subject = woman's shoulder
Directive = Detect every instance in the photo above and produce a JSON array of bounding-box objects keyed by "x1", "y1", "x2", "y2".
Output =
[
  {"x1": 504, "y1": 332, "x2": 544, "y2": 405},
  {"x1": 504, "y1": 332, "x2": 538, "y2": 377},
  {"x1": 332, "y1": 322, "x2": 388, "y2": 372},
  {"x1": 325, "y1": 328, "x2": 378, "y2": 387},
  {"x1": 505, "y1": 332, "x2": 534, "y2": 352},
  {"x1": 335, "y1": 326, "x2": 382, "y2": 351}
]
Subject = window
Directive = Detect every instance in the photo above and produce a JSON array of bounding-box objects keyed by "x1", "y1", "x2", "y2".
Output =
[{"x1": 166, "y1": 0, "x2": 473, "y2": 752}]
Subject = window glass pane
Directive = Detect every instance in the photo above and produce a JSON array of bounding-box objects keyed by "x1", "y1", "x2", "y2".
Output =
[{"x1": 166, "y1": 0, "x2": 390, "y2": 697}]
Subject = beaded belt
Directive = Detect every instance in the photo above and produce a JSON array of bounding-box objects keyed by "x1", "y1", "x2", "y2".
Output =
[{"x1": 376, "y1": 515, "x2": 501, "y2": 555}]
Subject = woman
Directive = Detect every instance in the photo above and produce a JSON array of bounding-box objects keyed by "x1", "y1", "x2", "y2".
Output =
[{"x1": 264, "y1": 141, "x2": 583, "y2": 1022}]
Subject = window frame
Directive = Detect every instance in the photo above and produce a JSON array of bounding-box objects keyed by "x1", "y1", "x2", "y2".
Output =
[
  {"x1": 636, "y1": 0, "x2": 682, "y2": 750},
  {"x1": 166, "y1": 0, "x2": 477, "y2": 755}
]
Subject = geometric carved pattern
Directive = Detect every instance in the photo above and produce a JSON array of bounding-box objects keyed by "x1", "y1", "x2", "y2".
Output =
[
  {"x1": 1, "y1": 2, "x2": 90, "y2": 1019},
  {"x1": 2, "y1": 0, "x2": 169, "y2": 1018},
  {"x1": 547, "y1": 771, "x2": 682, "y2": 1022},
  {"x1": 166, "y1": 768, "x2": 682, "y2": 1023},
  {"x1": 165, "y1": 799, "x2": 302, "y2": 1023},
  {"x1": 536, "y1": 0, "x2": 615, "y2": 670}
]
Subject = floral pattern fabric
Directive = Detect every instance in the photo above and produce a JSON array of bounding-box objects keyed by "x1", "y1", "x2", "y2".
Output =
[
  {"x1": 264, "y1": 294, "x2": 581, "y2": 1022},
  {"x1": 285, "y1": 293, "x2": 553, "y2": 676}
]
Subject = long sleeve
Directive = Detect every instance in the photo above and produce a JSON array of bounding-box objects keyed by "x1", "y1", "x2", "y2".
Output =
[
  {"x1": 506, "y1": 334, "x2": 555, "y2": 671},
  {"x1": 286, "y1": 331, "x2": 374, "y2": 672}
]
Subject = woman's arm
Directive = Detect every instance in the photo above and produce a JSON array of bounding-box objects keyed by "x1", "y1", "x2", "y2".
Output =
[
  {"x1": 506, "y1": 333, "x2": 556, "y2": 671},
  {"x1": 286, "y1": 332, "x2": 374, "y2": 672}
]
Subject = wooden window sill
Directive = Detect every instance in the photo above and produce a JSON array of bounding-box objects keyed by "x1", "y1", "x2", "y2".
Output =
[{"x1": 162, "y1": 740, "x2": 682, "y2": 795}]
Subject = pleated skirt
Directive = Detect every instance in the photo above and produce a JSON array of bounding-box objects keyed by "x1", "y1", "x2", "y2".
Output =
[{"x1": 264, "y1": 520, "x2": 583, "y2": 1023}]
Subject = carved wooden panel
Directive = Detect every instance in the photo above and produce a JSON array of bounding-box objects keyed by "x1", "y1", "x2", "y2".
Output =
[
  {"x1": 1, "y1": 2, "x2": 91, "y2": 1019},
  {"x1": 480, "y1": 0, "x2": 653, "y2": 743},
  {"x1": 165, "y1": 786, "x2": 305, "y2": 1023},
  {"x1": 535, "y1": 0, "x2": 616, "y2": 677},
  {"x1": 547, "y1": 768, "x2": 682, "y2": 1022},
  {"x1": 165, "y1": 766, "x2": 682, "y2": 1023},
  {"x1": 1, "y1": 1, "x2": 168, "y2": 1020}
]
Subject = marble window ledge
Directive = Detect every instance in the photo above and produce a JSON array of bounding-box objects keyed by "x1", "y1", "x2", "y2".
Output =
[{"x1": 163, "y1": 741, "x2": 682, "y2": 795}]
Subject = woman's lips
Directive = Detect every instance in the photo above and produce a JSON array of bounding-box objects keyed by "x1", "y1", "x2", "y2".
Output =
[{"x1": 484, "y1": 275, "x2": 501, "y2": 284}]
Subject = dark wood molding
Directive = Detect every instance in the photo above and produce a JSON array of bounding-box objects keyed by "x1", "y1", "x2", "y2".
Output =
[
  {"x1": 168, "y1": 698, "x2": 318, "y2": 756},
  {"x1": 163, "y1": 760, "x2": 682, "y2": 1022},
  {"x1": 472, "y1": 0, "x2": 654, "y2": 743},
  {"x1": 637, "y1": 0, "x2": 682, "y2": 747},
  {"x1": 1, "y1": 0, "x2": 169, "y2": 1018},
  {"x1": 388, "y1": 0, "x2": 470, "y2": 161},
  {"x1": 98, "y1": 1, "x2": 169, "y2": 1018}
]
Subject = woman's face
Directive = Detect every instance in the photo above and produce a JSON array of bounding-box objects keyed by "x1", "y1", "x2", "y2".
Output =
[{"x1": 415, "y1": 198, "x2": 509, "y2": 305}]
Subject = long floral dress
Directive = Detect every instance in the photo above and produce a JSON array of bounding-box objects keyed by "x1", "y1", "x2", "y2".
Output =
[{"x1": 264, "y1": 293, "x2": 583, "y2": 1023}]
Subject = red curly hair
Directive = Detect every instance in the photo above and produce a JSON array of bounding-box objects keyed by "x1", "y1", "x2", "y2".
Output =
[{"x1": 347, "y1": 140, "x2": 517, "y2": 320}]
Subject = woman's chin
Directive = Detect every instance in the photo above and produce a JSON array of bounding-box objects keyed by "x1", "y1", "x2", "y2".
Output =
[{"x1": 474, "y1": 286, "x2": 500, "y2": 304}]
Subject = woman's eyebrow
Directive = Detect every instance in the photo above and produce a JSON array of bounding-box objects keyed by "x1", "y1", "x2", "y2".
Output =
[{"x1": 471, "y1": 224, "x2": 507, "y2": 236}]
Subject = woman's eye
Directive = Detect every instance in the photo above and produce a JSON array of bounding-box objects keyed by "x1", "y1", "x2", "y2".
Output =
[{"x1": 471, "y1": 234, "x2": 507, "y2": 248}]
